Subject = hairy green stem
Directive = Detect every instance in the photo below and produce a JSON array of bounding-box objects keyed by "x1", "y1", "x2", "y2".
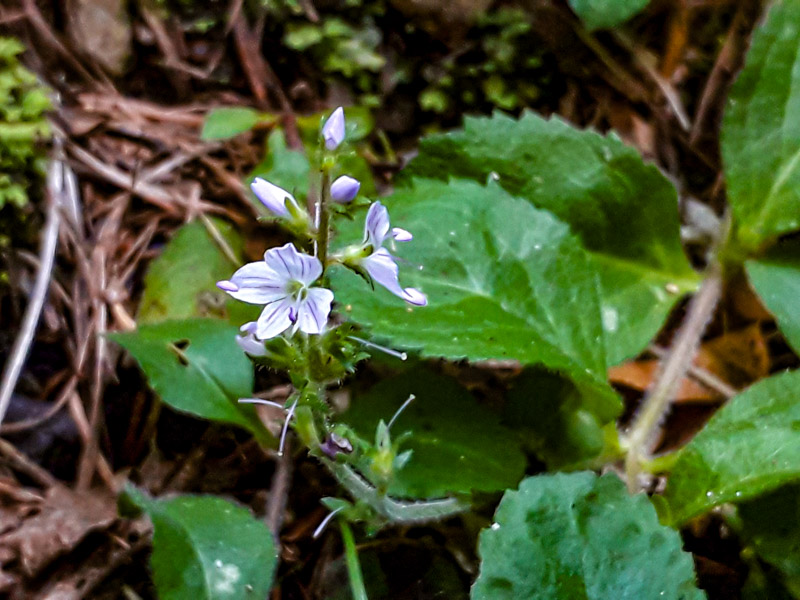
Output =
[
  {"x1": 623, "y1": 262, "x2": 722, "y2": 491},
  {"x1": 322, "y1": 458, "x2": 468, "y2": 524},
  {"x1": 340, "y1": 520, "x2": 369, "y2": 600},
  {"x1": 317, "y1": 170, "x2": 332, "y2": 270}
]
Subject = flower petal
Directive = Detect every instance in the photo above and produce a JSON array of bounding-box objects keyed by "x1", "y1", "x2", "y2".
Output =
[
  {"x1": 364, "y1": 201, "x2": 391, "y2": 248},
  {"x1": 236, "y1": 322, "x2": 267, "y2": 356},
  {"x1": 391, "y1": 227, "x2": 413, "y2": 242},
  {"x1": 225, "y1": 261, "x2": 287, "y2": 304},
  {"x1": 322, "y1": 107, "x2": 345, "y2": 150},
  {"x1": 256, "y1": 296, "x2": 295, "y2": 339},
  {"x1": 264, "y1": 243, "x2": 323, "y2": 285},
  {"x1": 363, "y1": 248, "x2": 427, "y2": 306},
  {"x1": 331, "y1": 175, "x2": 360, "y2": 203},
  {"x1": 251, "y1": 178, "x2": 296, "y2": 217},
  {"x1": 295, "y1": 287, "x2": 334, "y2": 334}
]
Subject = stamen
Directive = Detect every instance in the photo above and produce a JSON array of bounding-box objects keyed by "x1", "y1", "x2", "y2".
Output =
[
  {"x1": 278, "y1": 396, "x2": 299, "y2": 457},
  {"x1": 312, "y1": 507, "x2": 344, "y2": 539},
  {"x1": 238, "y1": 398, "x2": 286, "y2": 410},
  {"x1": 387, "y1": 394, "x2": 416, "y2": 431},
  {"x1": 348, "y1": 336, "x2": 407, "y2": 361}
]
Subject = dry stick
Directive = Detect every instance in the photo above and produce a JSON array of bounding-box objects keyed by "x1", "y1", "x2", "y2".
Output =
[
  {"x1": 266, "y1": 439, "x2": 294, "y2": 548},
  {"x1": 0, "y1": 157, "x2": 64, "y2": 427},
  {"x1": 624, "y1": 262, "x2": 723, "y2": 491}
]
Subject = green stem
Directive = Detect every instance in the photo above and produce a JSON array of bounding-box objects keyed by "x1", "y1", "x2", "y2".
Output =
[
  {"x1": 317, "y1": 170, "x2": 332, "y2": 271},
  {"x1": 340, "y1": 520, "x2": 369, "y2": 600}
]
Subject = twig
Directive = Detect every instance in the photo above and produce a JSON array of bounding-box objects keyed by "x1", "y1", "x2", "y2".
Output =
[
  {"x1": 0, "y1": 437, "x2": 57, "y2": 488},
  {"x1": 0, "y1": 152, "x2": 65, "y2": 427},
  {"x1": 266, "y1": 439, "x2": 294, "y2": 548},
  {"x1": 624, "y1": 262, "x2": 723, "y2": 491},
  {"x1": 0, "y1": 375, "x2": 77, "y2": 434}
]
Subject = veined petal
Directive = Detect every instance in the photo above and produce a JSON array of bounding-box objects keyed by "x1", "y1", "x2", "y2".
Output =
[
  {"x1": 256, "y1": 296, "x2": 295, "y2": 339},
  {"x1": 295, "y1": 287, "x2": 334, "y2": 334},
  {"x1": 322, "y1": 107, "x2": 345, "y2": 150},
  {"x1": 363, "y1": 248, "x2": 427, "y2": 306},
  {"x1": 236, "y1": 322, "x2": 267, "y2": 356},
  {"x1": 364, "y1": 201, "x2": 391, "y2": 248},
  {"x1": 224, "y1": 261, "x2": 287, "y2": 304},
  {"x1": 392, "y1": 227, "x2": 413, "y2": 242},
  {"x1": 251, "y1": 178, "x2": 296, "y2": 217},
  {"x1": 264, "y1": 243, "x2": 323, "y2": 285}
]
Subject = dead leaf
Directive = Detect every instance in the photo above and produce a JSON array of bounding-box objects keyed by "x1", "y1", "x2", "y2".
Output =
[
  {"x1": 0, "y1": 486, "x2": 117, "y2": 577},
  {"x1": 609, "y1": 359, "x2": 719, "y2": 402},
  {"x1": 66, "y1": 0, "x2": 132, "y2": 76}
]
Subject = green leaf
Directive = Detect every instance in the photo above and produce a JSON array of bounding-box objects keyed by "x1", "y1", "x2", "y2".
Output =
[
  {"x1": 248, "y1": 129, "x2": 311, "y2": 205},
  {"x1": 662, "y1": 369, "x2": 800, "y2": 525},
  {"x1": 404, "y1": 112, "x2": 698, "y2": 364},
  {"x1": 138, "y1": 219, "x2": 243, "y2": 324},
  {"x1": 110, "y1": 319, "x2": 268, "y2": 443},
  {"x1": 331, "y1": 177, "x2": 621, "y2": 417},
  {"x1": 201, "y1": 107, "x2": 263, "y2": 140},
  {"x1": 472, "y1": 472, "x2": 705, "y2": 600},
  {"x1": 722, "y1": 2, "x2": 800, "y2": 248},
  {"x1": 126, "y1": 487, "x2": 277, "y2": 599},
  {"x1": 568, "y1": 0, "x2": 650, "y2": 30},
  {"x1": 746, "y1": 242, "x2": 800, "y2": 354},
  {"x1": 739, "y1": 484, "x2": 800, "y2": 598},
  {"x1": 344, "y1": 368, "x2": 526, "y2": 498}
]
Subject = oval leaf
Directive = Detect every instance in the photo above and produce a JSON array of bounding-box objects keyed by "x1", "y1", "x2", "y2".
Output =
[
  {"x1": 472, "y1": 472, "x2": 704, "y2": 600},
  {"x1": 568, "y1": 0, "x2": 651, "y2": 30},
  {"x1": 663, "y1": 369, "x2": 800, "y2": 525},
  {"x1": 128, "y1": 488, "x2": 277, "y2": 599},
  {"x1": 201, "y1": 107, "x2": 263, "y2": 140}
]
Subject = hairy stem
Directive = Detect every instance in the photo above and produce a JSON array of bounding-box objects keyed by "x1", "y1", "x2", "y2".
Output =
[
  {"x1": 317, "y1": 170, "x2": 331, "y2": 270},
  {"x1": 624, "y1": 262, "x2": 723, "y2": 491}
]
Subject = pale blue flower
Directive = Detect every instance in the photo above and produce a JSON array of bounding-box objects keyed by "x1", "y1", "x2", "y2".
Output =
[
  {"x1": 359, "y1": 202, "x2": 426, "y2": 306},
  {"x1": 322, "y1": 107, "x2": 345, "y2": 150},
  {"x1": 331, "y1": 175, "x2": 360, "y2": 203},
  {"x1": 236, "y1": 322, "x2": 266, "y2": 356},
  {"x1": 218, "y1": 243, "x2": 334, "y2": 339},
  {"x1": 251, "y1": 178, "x2": 302, "y2": 218}
]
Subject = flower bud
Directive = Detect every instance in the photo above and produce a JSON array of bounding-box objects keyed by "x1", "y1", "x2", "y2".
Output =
[
  {"x1": 330, "y1": 175, "x2": 360, "y2": 203},
  {"x1": 322, "y1": 107, "x2": 345, "y2": 150}
]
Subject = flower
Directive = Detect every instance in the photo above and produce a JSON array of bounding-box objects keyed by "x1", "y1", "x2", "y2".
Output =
[
  {"x1": 322, "y1": 107, "x2": 345, "y2": 150},
  {"x1": 251, "y1": 178, "x2": 302, "y2": 218},
  {"x1": 236, "y1": 322, "x2": 266, "y2": 356},
  {"x1": 330, "y1": 175, "x2": 360, "y2": 203},
  {"x1": 351, "y1": 202, "x2": 426, "y2": 306},
  {"x1": 217, "y1": 243, "x2": 334, "y2": 339}
]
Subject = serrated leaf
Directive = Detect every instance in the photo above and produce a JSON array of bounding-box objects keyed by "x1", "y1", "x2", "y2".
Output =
[
  {"x1": 404, "y1": 112, "x2": 697, "y2": 364},
  {"x1": 344, "y1": 369, "x2": 526, "y2": 498},
  {"x1": 662, "y1": 369, "x2": 800, "y2": 525},
  {"x1": 568, "y1": 0, "x2": 650, "y2": 30},
  {"x1": 739, "y1": 484, "x2": 800, "y2": 598},
  {"x1": 110, "y1": 319, "x2": 268, "y2": 443},
  {"x1": 472, "y1": 472, "x2": 704, "y2": 600},
  {"x1": 331, "y1": 177, "x2": 621, "y2": 416},
  {"x1": 722, "y1": 2, "x2": 800, "y2": 248},
  {"x1": 746, "y1": 243, "x2": 800, "y2": 354},
  {"x1": 126, "y1": 487, "x2": 277, "y2": 600},
  {"x1": 201, "y1": 107, "x2": 263, "y2": 140},
  {"x1": 138, "y1": 219, "x2": 243, "y2": 324}
]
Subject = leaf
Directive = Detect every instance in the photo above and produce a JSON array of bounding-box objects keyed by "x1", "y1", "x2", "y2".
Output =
[
  {"x1": 110, "y1": 319, "x2": 268, "y2": 443},
  {"x1": 662, "y1": 369, "x2": 800, "y2": 525},
  {"x1": 126, "y1": 487, "x2": 277, "y2": 600},
  {"x1": 201, "y1": 107, "x2": 264, "y2": 140},
  {"x1": 472, "y1": 472, "x2": 705, "y2": 600},
  {"x1": 331, "y1": 177, "x2": 620, "y2": 417},
  {"x1": 138, "y1": 219, "x2": 243, "y2": 324},
  {"x1": 404, "y1": 112, "x2": 698, "y2": 364},
  {"x1": 746, "y1": 243, "x2": 800, "y2": 354},
  {"x1": 568, "y1": 0, "x2": 651, "y2": 30},
  {"x1": 739, "y1": 484, "x2": 800, "y2": 598},
  {"x1": 344, "y1": 368, "x2": 526, "y2": 498},
  {"x1": 722, "y1": 2, "x2": 800, "y2": 248}
]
